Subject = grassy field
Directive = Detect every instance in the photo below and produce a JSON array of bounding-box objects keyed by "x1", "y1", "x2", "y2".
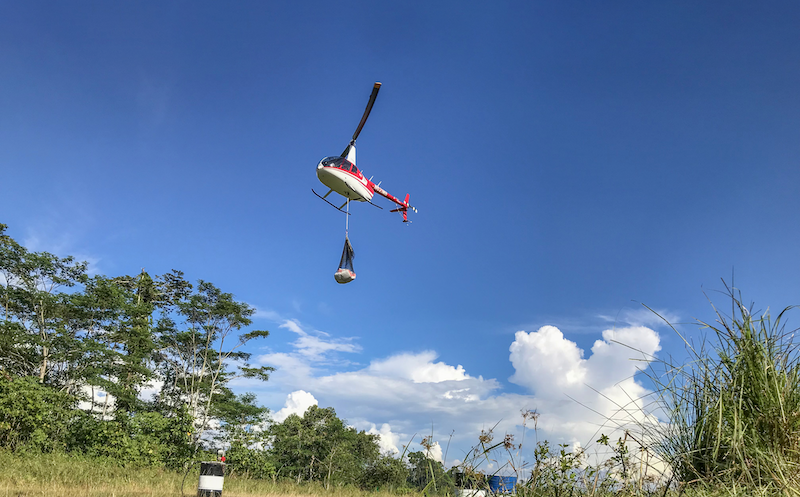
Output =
[
  {"x1": 1, "y1": 450, "x2": 794, "y2": 497},
  {"x1": 0, "y1": 451, "x2": 407, "y2": 497}
]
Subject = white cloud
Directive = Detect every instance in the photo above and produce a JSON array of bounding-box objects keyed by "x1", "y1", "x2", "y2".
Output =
[
  {"x1": 367, "y1": 351, "x2": 470, "y2": 383},
  {"x1": 280, "y1": 319, "x2": 361, "y2": 360},
  {"x1": 600, "y1": 307, "x2": 681, "y2": 329},
  {"x1": 256, "y1": 352, "x2": 315, "y2": 383},
  {"x1": 22, "y1": 229, "x2": 102, "y2": 276},
  {"x1": 251, "y1": 320, "x2": 663, "y2": 471},
  {"x1": 255, "y1": 320, "x2": 362, "y2": 387},
  {"x1": 361, "y1": 422, "x2": 402, "y2": 455},
  {"x1": 272, "y1": 390, "x2": 319, "y2": 423},
  {"x1": 425, "y1": 441, "x2": 443, "y2": 463},
  {"x1": 507, "y1": 325, "x2": 662, "y2": 447},
  {"x1": 509, "y1": 325, "x2": 587, "y2": 396},
  {"x1": 251, "y1": 306, "x2": 282, "y2": 321}
]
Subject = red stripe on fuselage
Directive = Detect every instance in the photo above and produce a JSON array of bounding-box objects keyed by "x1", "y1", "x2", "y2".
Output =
[{"x1": 317, "y1": 166, "x2": 374, "y2": 201}]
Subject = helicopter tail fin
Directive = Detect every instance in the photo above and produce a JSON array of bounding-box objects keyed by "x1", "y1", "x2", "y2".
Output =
[{"x1": 390, "y1": 193, "x2": 417, "y2": 222}]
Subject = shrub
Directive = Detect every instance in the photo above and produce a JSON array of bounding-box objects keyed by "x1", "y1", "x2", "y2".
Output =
[
  {"x1": 66, "y1": 408, "x2": 193, "y2": 468},
  {"x1": 360, "y1": 454, "x2": 409, "y2": 490},
  {"x1": 0, "y1": 375, "x2": 78, "y2": 452},
  {"x1": 226, "y1": 442, "x2": 276, "y2": 480}
]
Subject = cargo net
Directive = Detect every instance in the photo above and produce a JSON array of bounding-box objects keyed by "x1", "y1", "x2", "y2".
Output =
[{"x1": 334, "y1": 237, "x2": 356, "y2": 284}]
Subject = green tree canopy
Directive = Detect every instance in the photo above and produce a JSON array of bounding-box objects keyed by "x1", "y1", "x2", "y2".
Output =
[{"x1": 267, "y1": 405, "x2": 380, "y2": 488}]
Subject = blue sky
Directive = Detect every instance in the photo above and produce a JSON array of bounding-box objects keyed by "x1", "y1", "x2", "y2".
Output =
[{"x1": 2, "y1": 1, "x2": 800, "y2": 464}]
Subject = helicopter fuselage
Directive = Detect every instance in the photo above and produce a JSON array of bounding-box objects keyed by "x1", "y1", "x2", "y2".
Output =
[{"x1": 316, "y1": 156, "x2": 374, "y2": 203}]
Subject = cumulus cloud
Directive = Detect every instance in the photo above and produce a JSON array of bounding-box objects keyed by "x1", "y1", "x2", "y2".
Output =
[
  {"x1": 362, "y1": 422, "x2": 402, "y2": 455},
  {"x1": 252, "y1": 318, "x2": 663, "y2": 470},
  {"x1": 272, "y1": 390, "x2": 319, "y2": 422},
  {"x1": 367, "y1": 351, "x2": 470, "y2": 383},
  {"x1": 509, "y1": 325, "x2": 587, "y2": 396},
  {"x1": 509, "y1": 325, "x2": 660, "y2": 397},
  {"x1": 508, "y1": 325, "x2": 662, "y2": 446},
  {"x1": 424, "y1": 441, "x2": 444, "y2": 463}
]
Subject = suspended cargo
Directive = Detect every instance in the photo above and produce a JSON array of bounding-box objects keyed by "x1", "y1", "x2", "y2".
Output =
[{"x1": 334, "y1": 237, "x2": 356, "y2": 284}]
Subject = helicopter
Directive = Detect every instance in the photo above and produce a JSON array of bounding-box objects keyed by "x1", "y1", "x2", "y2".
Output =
[{"x1": 312, "y1": 82, "x2": 417, "y2": 222}]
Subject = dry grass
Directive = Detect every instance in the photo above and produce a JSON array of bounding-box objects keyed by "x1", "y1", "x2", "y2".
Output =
[{"x1": 0, "y1": 451, "x2": 410, "y2": 497}]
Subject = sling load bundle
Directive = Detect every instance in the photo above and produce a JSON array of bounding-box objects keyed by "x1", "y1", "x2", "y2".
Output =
[{"x1": 334, "y1": 236, "x2": 356, "y2": 284}]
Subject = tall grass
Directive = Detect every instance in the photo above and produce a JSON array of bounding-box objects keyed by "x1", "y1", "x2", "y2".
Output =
[
  {"x1": 453, "y1": 285, "x2": 800, "y2": 496},
  {"x1": 0, "y1": 450, "x2": 410, "y2": 497},
  {"x1": 644, "y1": 284, "x2": 800, "y2": 493}
]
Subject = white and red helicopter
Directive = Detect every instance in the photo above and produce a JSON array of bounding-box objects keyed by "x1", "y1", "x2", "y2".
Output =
[{"x1": 313, "y1": 82, "x2": 417, "y2": 222}]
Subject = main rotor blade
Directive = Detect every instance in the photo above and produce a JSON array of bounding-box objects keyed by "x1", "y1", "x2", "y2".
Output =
[{"x1": 342, "y1": 82, "x2": 381, "y2": 157}]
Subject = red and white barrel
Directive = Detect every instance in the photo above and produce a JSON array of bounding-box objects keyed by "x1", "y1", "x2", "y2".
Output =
[{"x1": 197, "y1": 462, "x2": 225, "y2": 497}]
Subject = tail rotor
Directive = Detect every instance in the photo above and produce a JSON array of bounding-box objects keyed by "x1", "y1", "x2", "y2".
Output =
[{"x1": 389, "y1": 193, "x2": 417, "y2": 223}]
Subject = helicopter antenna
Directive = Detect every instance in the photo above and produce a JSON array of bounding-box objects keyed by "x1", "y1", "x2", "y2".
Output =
[{"x1": 341, "y1": 82, "x2": 381, "y2": 157}]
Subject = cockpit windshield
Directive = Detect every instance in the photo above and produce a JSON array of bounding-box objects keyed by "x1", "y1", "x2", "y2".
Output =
[
  {"x1": 321, "y1": 156, "x2": 358, "y2": 175},
  {"x1": 321, "y1": 156, "x2": 343, "y2": 167}
]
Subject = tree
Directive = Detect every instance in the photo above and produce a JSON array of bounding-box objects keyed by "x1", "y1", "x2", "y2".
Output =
[
  {"x1": 69, "y1": 273, "x2": 162, "y2": 414},
  {"x1": 214, "y1": 391, "x2": 270, "y2": 446},
  {"x1": 0, "y1": 225, "x2": 34, "y2": 376},
  {"x1": 0, "y1": 224, "x2": 88, "y2": 387},
  {"x1": 0, "y1": 224, "x2": 275, "y2": 469},
  {"x1": 216, "y1": 392, "x2": 275, "y2": 479},
  {"x1": 268, "y1": 405, "x2": 380, "y2": 487},
  {"x1": 155, "y1": 278, "x2": 273, "y2": 448},
  {"x1": 66, "y1": 406, "x2": 194, "y2": 468}
]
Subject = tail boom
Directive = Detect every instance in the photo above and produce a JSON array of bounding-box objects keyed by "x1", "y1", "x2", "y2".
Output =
[{"x1": 372, "y1": 185, "x2": 416, "y2": 222}]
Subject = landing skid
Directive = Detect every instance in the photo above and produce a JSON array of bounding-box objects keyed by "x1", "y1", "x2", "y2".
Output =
[
  {"x1": 312, "y1": 189, "x2": 350, "y2": 213},
  {"x1": 311, "y1": 189, "x2": 384, "y2": 211}
]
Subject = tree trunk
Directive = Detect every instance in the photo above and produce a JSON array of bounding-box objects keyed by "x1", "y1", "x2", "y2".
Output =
[
  {"x1": 38, "y1": 301, "x2": 48, "y2": 383},
  {"x1": 38, "y1": 346, "x2": 48, "y2": 383}
]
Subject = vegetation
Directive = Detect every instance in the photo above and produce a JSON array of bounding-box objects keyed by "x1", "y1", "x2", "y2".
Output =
[
  {"x1": 0, "y1": 222, "x2": 272, "y2": 463},
  {"x1": 0, "y1": 449, "x2": 407, "y2": 497},
  {"x1": 0, "y1": 223, "x2": 429, "y2": 492},
  {"x1": 644, "y1": 285, "x2": 800, "y2": 493},
  {"x1": 3, "y1": 221, "x2": 800, "y2": 496},
  {"x1": 448, "y1": 286, "x2": 800, "y2": 497}
]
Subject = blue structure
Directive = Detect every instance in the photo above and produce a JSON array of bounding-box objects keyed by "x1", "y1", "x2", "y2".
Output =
[{"x1": 488, "y1": 475, "x2": 517, "y2": 494}]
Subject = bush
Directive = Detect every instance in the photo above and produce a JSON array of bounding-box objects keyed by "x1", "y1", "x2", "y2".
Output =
[
  {"x1": 0, "y1": 375, "x2": 78, "y2": 452},
  {"x1": 268, "y1": 405, "x2": 380, "y2": 487},
  {"x1": 227, "y1": 442, "x2": 276, "y2": 479},
  {"x1": 66, "y1": 408, "x2": 193, "y2": 468},
  {"x1": 360, "y1": 454, "x2": 409, "y2": 490}
]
